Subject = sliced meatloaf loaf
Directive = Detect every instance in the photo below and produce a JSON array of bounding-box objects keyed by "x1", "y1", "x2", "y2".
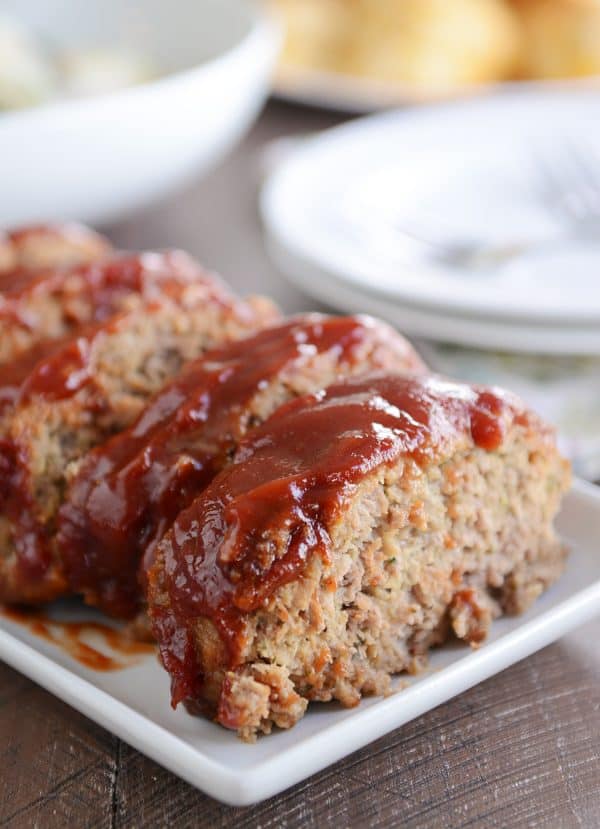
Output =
[
  {"x1": 147, "y1": 373, "x2": 570, "y2": 741},
  {"x1": 0, "y1": 249, "x2": 234, "y2": 363},
  {"x1": 0, "y1": 290, "x2": 278, "y2": 606},
  {"x1": 0, "y1": 223, "x2": 112, "y2": 277},
  {"x1": 57, "y1": 314, "x2": 426, "y2": 620}
]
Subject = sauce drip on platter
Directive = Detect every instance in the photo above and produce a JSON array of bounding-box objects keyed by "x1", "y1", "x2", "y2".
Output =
[{"x1": 1, "y1": 605, "x2": 155, "y2": 671}]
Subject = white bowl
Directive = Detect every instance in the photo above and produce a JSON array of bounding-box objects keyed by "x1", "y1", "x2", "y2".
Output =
[{"x1": 0, "y1": 0, "x2": 280, "y2": 226}]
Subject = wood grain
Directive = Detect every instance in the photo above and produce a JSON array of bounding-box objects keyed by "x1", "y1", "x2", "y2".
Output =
[
  {"x1": 0, "y1": 663, "x2": 116, "y2": 828},
  {"x1": 1, "y1": 102, "x2": 599, "y2": 827},
  {"x1": 111, "y1": 633, "x2": 600, "y2": 828},
  {"x1": 0, "y1": 632, "x2": 598, "y2": 828}
]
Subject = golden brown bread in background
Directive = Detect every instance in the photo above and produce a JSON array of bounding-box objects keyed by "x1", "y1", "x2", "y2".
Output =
[
  {"x1": 345, "y1": 0, "x2": 521, "y2": 92},
  {"x1": 510, "y1": 0, "x2": 600, "y2": 79},
  {"x1": 269, "y1": 0, "x2": 600, "y2": 91},
  {"x1": 266, "y1": 0, "x2": 354, "y2": 75},
  {"x1": 270, "y1": 0, "x2": 521, "y2": 91}
]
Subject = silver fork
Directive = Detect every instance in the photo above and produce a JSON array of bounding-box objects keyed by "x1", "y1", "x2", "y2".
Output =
[
  {"x1": 534, "y1": 141, "x2": 600, "y2": 239},
  {"x1": 390, "y1": 142, "x2": 600, "y2": 271}
]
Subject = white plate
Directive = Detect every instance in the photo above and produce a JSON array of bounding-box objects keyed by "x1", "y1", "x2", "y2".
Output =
[
  {"x1": 272, "y1": 65, "x2": 465, "y2": 113},
  {"x1": 262, "y1": 89, "x2": 600, "y2": 325},
  {"x1": 0, "y1": 479, "x2": 599, "y2": 806},
  {"x1": 267, "y1": 234, "x2": 600, "y2": 355},
  {"x1": 273, "y1": 64, "x2": 600, "y2": 114}
]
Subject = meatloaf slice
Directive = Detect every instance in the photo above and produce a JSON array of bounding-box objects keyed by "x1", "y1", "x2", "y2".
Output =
[
  {"x1": 57, "y1": 314, "x2": 426, "y2": 620},
  {"x1": 0, "y1": 331, "x2": 89, "y2": 417},
  {"x1": 0, "y1": 290, "x2": 278, "y2": 605},
  {"x1": 0, "y1": 249, "x2": 234, "y2": 363},
  {"x1": 0, "y1": 223, "x2": 111, "y2": 278},
  {"x1": 147, "y1": 373, "x2": 571, "y2": 741}
]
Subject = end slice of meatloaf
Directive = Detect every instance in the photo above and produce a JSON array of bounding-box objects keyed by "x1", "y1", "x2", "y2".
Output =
[
  {"x1": 147, "y1": 373, "x2": 571, "y2": 741},
  {"x1": 0, "y1": 290, "x2": 279, "y2": 605},
  {"x1": 0, "y1": 223, "x2": 112, "y2": 278},
  {"x1": 57, "y1": 314, "x2": 426, "y2": 620},
  {"x1": 0, "y1": 249, "x2": 239, "y2": 363}
]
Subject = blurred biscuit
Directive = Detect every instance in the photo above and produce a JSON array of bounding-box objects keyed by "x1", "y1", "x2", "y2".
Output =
[
  {"x1": 345, "y1": 0, "x2": 521, "y2": 92},
  {"x1": 512, "y1": 0, "x2": 600, "y2": 79},
  {"x1": 267, "y1": 0, "x2": 355, "y2": 74}
]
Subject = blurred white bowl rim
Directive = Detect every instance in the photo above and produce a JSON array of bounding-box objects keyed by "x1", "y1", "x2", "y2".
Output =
[
  {"x1": 0, "y1": 0, "x2": 281, "y2": 226},
  {"x1": 261, "y1": 87, "x2": 600, "y2": 342}
]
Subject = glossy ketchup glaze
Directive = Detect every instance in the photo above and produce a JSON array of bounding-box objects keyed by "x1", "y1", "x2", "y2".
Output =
[
  {"x1": 0, "y1": 307, "x2": 161, "y2": 596},
  {"x1": 0, "y1": 250, "x2": 221, "y2": 327},
  {"x1": 58, "y1": 315, "x2": 420, "y2": 620},
  {"x1": 0, "y1": 316, "x2": 125, "y2": 590},
  {"x1": 0, "y1": 325, "x2": 101, "y2": 414},
  {"x1": 0, "y1": 223, "x2": 111, "y2": 283},
  {"x1": 0, "y1": 330, "x2": 102, "y2": 591},
  {"x1": 1, "y1": 605, "x2": 154, "y2": 671},
  {"x1": 148, "y1": 373, "x2": 528, "y2": 707},
  {"x1": 0, "y1": 256, "x2": 251, "y2": 603},
  {"x1": 0, "y1": 436, "x2": 60, "y2": 590},
  {"x1": 16, "y1": 323, "x2": 111, "y2": 404},
  {"x1": 13, "y1": 267, "x2": 233, "y2": 405}
]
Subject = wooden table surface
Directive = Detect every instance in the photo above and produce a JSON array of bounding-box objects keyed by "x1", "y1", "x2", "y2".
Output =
[{"x1": 2, "y1": 102, "x2": 599, "y2": 828}]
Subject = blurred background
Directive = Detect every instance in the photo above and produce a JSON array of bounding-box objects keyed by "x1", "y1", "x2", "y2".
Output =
[
  {"x1": 5, "y1": 0, "x2": 600, "y2": 111},
  {"x1": 269, "y1": 0, "x2": 600, "y2": 105},
  {"x1": 2, "y1": 0, "x2": 600, "y2": 478}
]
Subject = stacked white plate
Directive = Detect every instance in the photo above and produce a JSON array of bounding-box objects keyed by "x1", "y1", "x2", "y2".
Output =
[
  {"x1": 261, "y1": 89, "x2": 600, "y2": 356},
  {"x1": 272, "y1": 64, "x2": 600, "y2": 114}
]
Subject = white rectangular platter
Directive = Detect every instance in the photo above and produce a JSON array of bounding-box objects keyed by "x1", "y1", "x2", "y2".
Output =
[{"x1": 0, "y1": 478, "x2": 599, "y2": 807}]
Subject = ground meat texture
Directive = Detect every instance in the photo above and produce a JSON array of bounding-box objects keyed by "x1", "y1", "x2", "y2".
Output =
[
  {"x1": 0, "y1": 332, "x2": 89, "y2": 416},
  {"x1": 0, "y1": 289, "x2": 279, "y2": 606},
  {"x1": 147, "y1": 374, "x2": 571, "y2": 741},
  {"x1": 57, "y1": 314, "x2": 426, "y2": 619},
  {"x1": 0, "y1": 249, "x2": 238, "y2": 364},
  {"x1": 0, "y1": 223, "x2": 112, "y2": 277},
  {"x1": 0, "y1": 251, "x2": 275, "y2": 416}
]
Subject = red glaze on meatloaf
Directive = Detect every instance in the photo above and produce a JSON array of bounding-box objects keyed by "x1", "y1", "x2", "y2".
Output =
[
  {"x1": 148, "y1": 373, "x2": 570, "y2": 740},
  {"x1": 57, "y1": 314, "x2": 426, "y2": 619},
  {"x1": 0, "y1": 279, "x2": 278, "y2": 605},
  {"x1": 0, "y1": 249, "x2": 239, "y2": 363}
]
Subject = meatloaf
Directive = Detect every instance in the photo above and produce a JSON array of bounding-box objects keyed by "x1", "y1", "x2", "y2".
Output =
[
  {"x1": 0, "y1": 289, "x2": 278, "y2": 606},
  {"x1": 57, "y1": 314, "x2": 426, "y2": 620},
  {"x1": 0, "y1": 249, "x2": 233, "y2": 363},
  {"x1": 0, "y1": 223, "x2": 111, "y2": 277},
  {"x1": 147, "y1": 373, "x2": 570, "y2": 741}
]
